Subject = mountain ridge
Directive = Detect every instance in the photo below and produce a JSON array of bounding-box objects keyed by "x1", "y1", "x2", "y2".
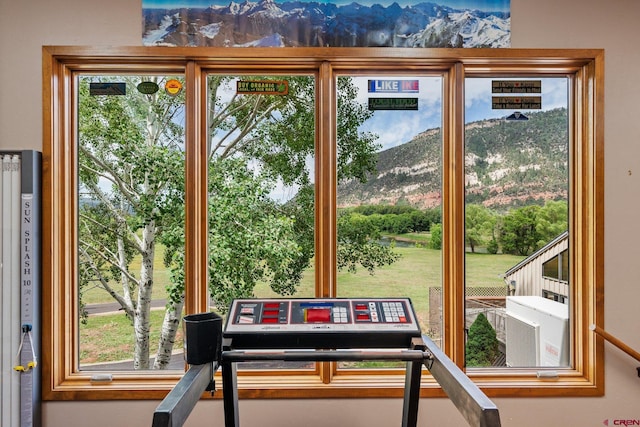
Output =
[
  {"x1": 338, "y1": 108, "x2": 568, "y2": 211},
  {"x1": 142, "y1": 0, "x2": 510, "y2": 47}
]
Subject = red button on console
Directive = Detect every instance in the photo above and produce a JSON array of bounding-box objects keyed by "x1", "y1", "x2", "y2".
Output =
[{"x1": 264, "y1": 302, "x2": 280, "y2": 308}]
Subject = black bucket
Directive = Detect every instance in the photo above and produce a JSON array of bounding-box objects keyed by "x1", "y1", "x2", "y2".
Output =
[{"x1": 183, "y1": 312, "x2": 223, "y2": 365}]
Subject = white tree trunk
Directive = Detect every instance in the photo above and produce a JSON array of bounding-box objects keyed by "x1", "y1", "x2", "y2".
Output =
[
  {"x1": 153, "y1": 299, "x2": 184, "y2": 369},
  {"x1": 133, "y1": 221, "x2": 156, "y2": 370}
]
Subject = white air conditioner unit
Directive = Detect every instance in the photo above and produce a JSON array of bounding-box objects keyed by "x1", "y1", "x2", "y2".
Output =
[{"x1": 505, "y1": 296, "x2": 569, "y2": 368}]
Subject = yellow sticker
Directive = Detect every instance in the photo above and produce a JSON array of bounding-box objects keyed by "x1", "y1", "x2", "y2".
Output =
[{"x1": 165, "y1": 79, "x2": 183, "y2": 96}]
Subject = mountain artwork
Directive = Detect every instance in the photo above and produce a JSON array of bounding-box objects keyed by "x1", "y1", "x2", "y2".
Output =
[{"x1": 142, "y1": 0, "x2": 510, "y2": 48}]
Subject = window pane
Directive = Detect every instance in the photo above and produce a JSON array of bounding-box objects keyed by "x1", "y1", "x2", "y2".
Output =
[
  {"x1": 336, "y1": 75, "x2": 443, "y2": 369},
  {"x1": 77, "y1": 75, "x2": 186, "y2": 371},
  {"x1": 207, "y1": 75, "x2": 316, "y2": 370},
  {"x1": 542, "y1": 254, "x2": 559, "y2": 280},
  {"x1": 464, "y1": 77, "x2": 570, "y2": 368}
]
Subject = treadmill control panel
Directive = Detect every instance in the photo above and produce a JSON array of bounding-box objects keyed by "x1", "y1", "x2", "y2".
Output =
[{"x1": 224, "y1": 298, "x2": 421, "y2": 349}]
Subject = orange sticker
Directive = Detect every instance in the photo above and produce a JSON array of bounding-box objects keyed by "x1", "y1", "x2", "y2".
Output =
[{"x1": 165, "y1": 79, "x2": 183, "y2": 96}]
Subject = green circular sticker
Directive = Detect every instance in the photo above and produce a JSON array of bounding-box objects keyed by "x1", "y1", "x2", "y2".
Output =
[{"x1": 137, "y1": 81, "x2": 160, "y2": 95}]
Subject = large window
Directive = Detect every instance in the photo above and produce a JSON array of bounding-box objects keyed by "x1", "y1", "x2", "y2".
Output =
[
  {"x1": 464, "y1": 77, "x2": 570, "y2": 369},
  {"x1": 336, "y1": 74, "x2": 443, "y2": 369},
  {"x1": 76, "y1": 74, "x2": 186, "y2": 371},
  {"x1": 43, "y1": 47, "x2": 604, "y2": 400}
]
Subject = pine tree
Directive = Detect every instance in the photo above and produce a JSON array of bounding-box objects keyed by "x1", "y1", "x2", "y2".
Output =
[{"x1": 465, "y1": 313, "x2": 500, "y2": 367}]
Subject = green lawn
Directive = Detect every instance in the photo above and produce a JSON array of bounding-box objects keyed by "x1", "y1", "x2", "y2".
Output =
[
  {"x1": 80, "y1": 309, "x2": 180, "y2": 365},
  {"x1": 80, "y1": 244, "x2": 525, "y2": 364},
  {"x1": 81, "y1": 243, "x2": 172, "y2": 305},
  {"x1": 254, "y1": 246, "x2": 524, "y2": 332}
]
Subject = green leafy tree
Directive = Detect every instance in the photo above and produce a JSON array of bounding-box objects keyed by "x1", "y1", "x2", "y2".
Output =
[
  {"x1": 499, "y1": 205, "x2": 542, "y2": 256},
  {"x1": 429, "y1": 223, "x2": 442, "y2": 250},
  {"x1": 207, "y1": 157, "x2": 302, "y2": 307},
  {"x1": 465, "y1": 313, "x2": 500, "y2": 367},
  {"x1": 78, "y1": 74, "x2": 395, "y2": 369},
  {"x1": 337, "y1": 212, "x2": 399, "y2": 274},
  {"x1": 200, "y1": 75, "x2": 396, "y2": 308},
  {"x1": 387, "y1": 213, "x2": 414, "y2": 234},
  {"x1": 409, "y1": 209, "x2": 433, "y2": 233},
  {"x1": 486, "y1": 237, "x2": 499, "y2": 254},
  {"x1": 498, "y1": 201, "x2": 568, "y2": 257},
  {"x1": 465, "y1": 204, "x2": 497, "y2": 253},
  {"x1": 78, "y1": 76, "x2": 186, "y2": 369},
  {"x1": 536, "y1": 200, "x2": 568, "y2": 244}
]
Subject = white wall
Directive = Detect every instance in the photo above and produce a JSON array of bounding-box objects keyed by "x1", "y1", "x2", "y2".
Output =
[{"x1": 2, "y1": 0, "x2": 640, "y2": 425}]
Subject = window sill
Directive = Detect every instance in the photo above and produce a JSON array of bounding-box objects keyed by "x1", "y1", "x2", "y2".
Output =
[{"x1": 44, "y1": 368, "x2": 603, "y2": 400}]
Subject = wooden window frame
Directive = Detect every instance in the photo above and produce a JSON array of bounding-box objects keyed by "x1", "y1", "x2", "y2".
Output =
[{"x1": 42, "y1": 46, "x2": 604, "y2": 400}]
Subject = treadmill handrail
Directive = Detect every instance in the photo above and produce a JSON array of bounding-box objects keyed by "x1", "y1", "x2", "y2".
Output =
[
  {"x1": 151, "y1": 337, "x2": 501, "y2": 427},
  {"x1": 421, "y1": 334, "x2": 501, "y2": 427},
  {"x1": 152, "y1": 362, "x2": 217, "y2": 427}
]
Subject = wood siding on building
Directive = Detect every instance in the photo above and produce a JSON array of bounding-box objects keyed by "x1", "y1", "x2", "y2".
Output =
[{"x1": 504, "y1": 232, "x2": 569, "y2": 299}]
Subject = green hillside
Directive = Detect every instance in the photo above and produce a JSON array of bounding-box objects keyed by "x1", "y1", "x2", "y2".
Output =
[{"x1": 338, "y1": 108, "x2": 568, "y2": 211}]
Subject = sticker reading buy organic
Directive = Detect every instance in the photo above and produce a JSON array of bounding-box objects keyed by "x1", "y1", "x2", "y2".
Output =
[{"x1": 237, "y1": 80, "x2": 289, "y2": 95}]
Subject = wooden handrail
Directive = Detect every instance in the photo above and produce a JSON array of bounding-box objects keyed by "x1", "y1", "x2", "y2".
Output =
[{"x1": 590, "y1": 324, "x2": 640, "y2": 363}]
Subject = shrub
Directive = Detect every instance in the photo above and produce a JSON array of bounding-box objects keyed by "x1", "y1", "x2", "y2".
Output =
[{"x1": 465, "y1": 313, "x2": 500, "y2": 367}]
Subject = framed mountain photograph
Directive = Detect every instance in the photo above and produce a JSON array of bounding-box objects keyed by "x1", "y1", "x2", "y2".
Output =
[{"x1": 142, "y1": 0, "x2": 510, "y2": 48}]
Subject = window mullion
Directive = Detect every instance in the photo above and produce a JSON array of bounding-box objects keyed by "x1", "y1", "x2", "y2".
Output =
[
  {"x1": 442, "y1": 62, "x2": 466, "y2": 367},
  {"x1": 184, "y1": 61, "x2": 208, "y2": 316},
  {"x1": 315, "y1": 61, "x2": 337, "y2": 384},
  {"x1": 315, "y1": 61, "x2": 337, "y2": 300}
]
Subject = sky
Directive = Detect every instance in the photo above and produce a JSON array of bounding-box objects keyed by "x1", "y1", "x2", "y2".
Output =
[
  {"x1": 143, "y1": 0, "x2": 509, "y2": 12},
  {"x1": 207, "y1": 75, "x2": 566, "y2": 201},
  {"x1": 356, "y1": 76, "x2": 567, "y2": 152},
  {"x1": 352, "y1": 76, "x2": 442, "y2": 152},
  {"x1": 267, "y1": 74, "x2": 564, "y2": 201}
]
